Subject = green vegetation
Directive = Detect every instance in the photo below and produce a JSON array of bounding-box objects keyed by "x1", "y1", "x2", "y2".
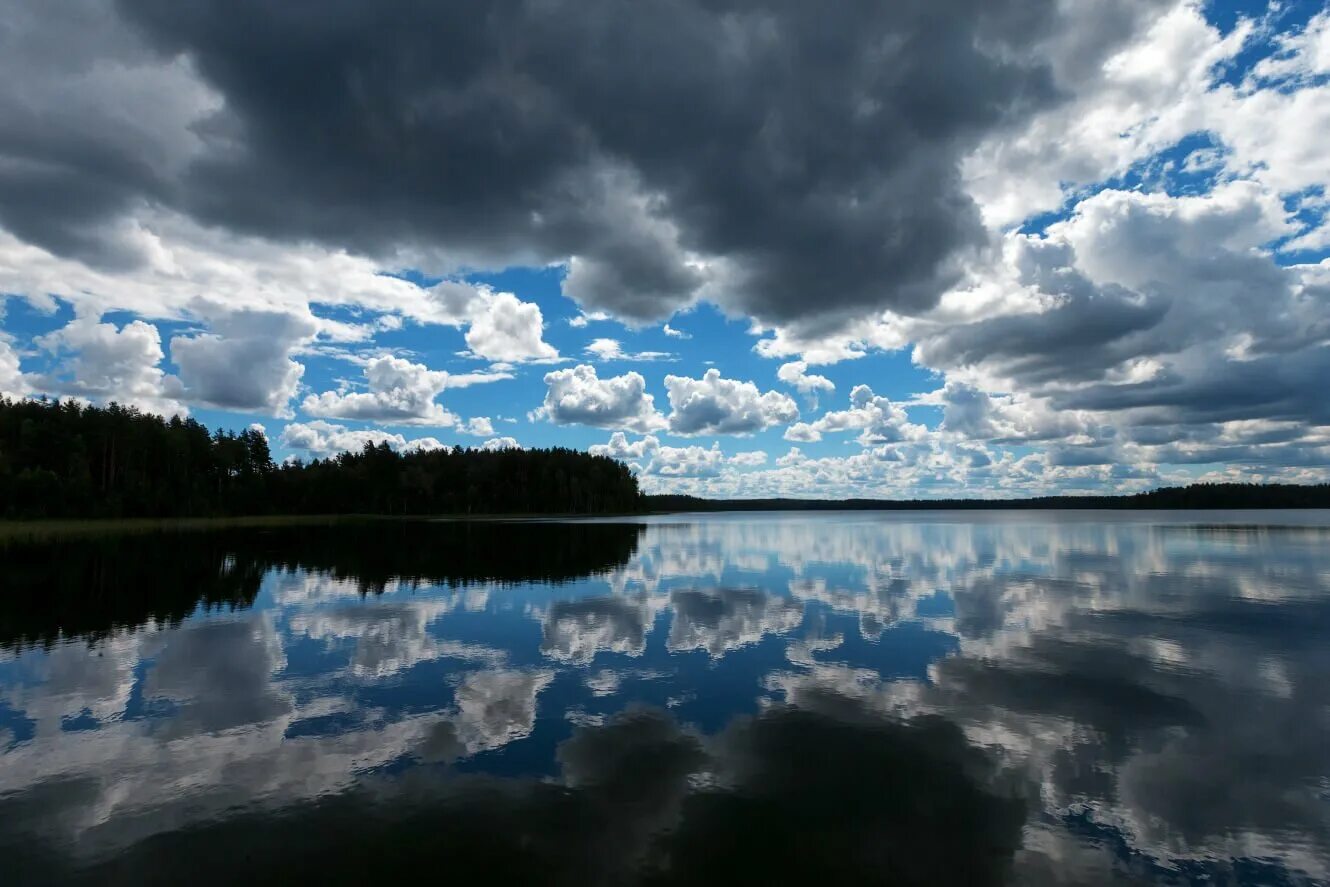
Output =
[
  {"x1": 4, "y1": 397, "x2": 1323, "y2": 519},
  {"x1": 0, "y1": 397, "x2": 640, "y2": 518}
]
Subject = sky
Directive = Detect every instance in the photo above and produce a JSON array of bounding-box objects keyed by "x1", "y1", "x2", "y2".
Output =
[{"x1": 1, "y1": 0, "x2": 1328, "y2": 499}]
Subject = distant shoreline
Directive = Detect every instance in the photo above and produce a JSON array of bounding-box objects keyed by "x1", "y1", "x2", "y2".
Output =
[
  {"x1": 643, "y1": 482, "x2": 1330, "y2": 512},
  {"x1": 4, "y1": 482, "x2": 1330, "y2": 539}
]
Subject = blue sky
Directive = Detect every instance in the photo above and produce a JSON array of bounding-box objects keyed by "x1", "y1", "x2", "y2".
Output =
[{"x1": 1, "y1": 0, "x2": 1328, "y2": 497}]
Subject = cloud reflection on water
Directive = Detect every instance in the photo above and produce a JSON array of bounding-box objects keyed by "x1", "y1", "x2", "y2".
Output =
[{"x1": 2, "y1": 513, "x2": 1329, "y2": 883}]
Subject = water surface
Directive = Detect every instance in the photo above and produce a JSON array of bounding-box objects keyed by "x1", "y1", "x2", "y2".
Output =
[{"x1": 3, "y1": 511, "x2": 1329, "y2": 885}]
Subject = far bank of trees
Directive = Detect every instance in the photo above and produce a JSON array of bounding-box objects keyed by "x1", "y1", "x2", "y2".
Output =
[
  {"x1": 0, "y1": 398, "x2": 641, "y2": 519},
  {"x1": 5, "y1": 397, "x2": 1326, "y2": 520},
  {"x1": 646, "y1": 482, "x2": 1330, "y2": 511}
]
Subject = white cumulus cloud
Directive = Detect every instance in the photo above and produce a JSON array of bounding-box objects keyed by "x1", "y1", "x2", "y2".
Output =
[
  {"x1": 536, "y1": 364, "x2": 667, "y2": 432},
  {"x1": 783, "y1": 385, "x2": 925, "y2": 446},
  {"x1": 479, "y1": 436, "x2": 520, "y2": 451},
  {"x1": 171, "y1": 304, "x2": 317, "y2": 418},
  {"x1": 301, "y1": 355, "x2": 509, "y2": 426},
  {"x1": 463, "y1": 291, "x2": 560, "y2": 363},
  {"x1": 34, "y1": 314, "x2": 186, "y2": 416},
  {"x1": 777, "y1": 360, "x2": 835, "y2": 407},
  {"x1": 583, "y1": 338, "x2": 673, "y2": 362},
  {"x1": 279, "y1": 420, "x2": 448, "y2": 459},
  {"x1": 664, "y1": 369, "x2": 798, "y2": 436}
]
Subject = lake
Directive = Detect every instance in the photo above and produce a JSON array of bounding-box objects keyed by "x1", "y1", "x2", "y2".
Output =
[{"x1": 2, "y1": 511, "x2": 1329, "y2": 885}]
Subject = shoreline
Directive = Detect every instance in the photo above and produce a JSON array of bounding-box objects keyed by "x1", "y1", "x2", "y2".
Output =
[{"x1": 5, "y1": 502, "x2": 1330, "y2": 540}]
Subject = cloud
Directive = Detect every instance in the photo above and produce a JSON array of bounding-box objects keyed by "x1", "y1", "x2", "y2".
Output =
[
  {"x1": 302, "y1": 355, "x2": 508, "y2": 426},
  {"x1": 33, "y1": 314, "x2": 186, "y2": 415},
  {"x1": 585, "y1": 339, "x2": 623, "y2": 361},
  {"x1": 24, "y1": 0, "x2": 1122, "y2": 332},
  {"x1": 930, "y1": 380, "x2": 1090, "y2": 443},
  {"x1": 783, "y1": 385, "x2": 924, "y2": 446},
  {"x1": 0, "y1": 212, "x2": 559, "y2": 377},
  {"x1": 782, "y1": 423, "x2": 822, "y2": 444},
  {"x1": 912, "y1": 183, "x2": 1330, "y2": 431},
  {"x1": 588, "y1": 431, "x2": 661, "y2": 462},
  {"x1": 279, "y1": 420, "x2": 446, "y2": 459},
  {"x1": 536, "y1": 364, "x2": 666, "y2": 432},
  {"x1": 650, "y1": 443, "x2": 728, "y2": 478},
  {"x1": 0, "y1": 0, "x2": 218, "y2": 268},
  {"x1": 0, "y1": 207, "x2": 431, "y2": 326},
  {"x1": 583, "y1": 338, "x2": 674, "y2": 362},
  {"x1": 754, "y1": 318, "x2": 910, "y2": 366},
  {"x1": 459, "y1": 417, "x2": 495, "y2": 437},
  {"x1": 567, "y1": 310, "x2": 609, "y2": 329},
  {"x1": 664, "y1": 369, "x2": 798, "y2": 436},
  {"x1": 776, "y1": 361, "x2": 835, "y2": 407},
  {"x1": 3, "y1": 1, "x2": 1330, "y2": 491},
  {"x1": 0, "y1": 337, "x2": 28, "y2": 399},
  {"x1": 590, "y1": 433, "x2": 769, "y2": 478},
  {"x1": 958, "y1": 2, "x2": 1330, "y2": 258},
  {"x1": 635, "y1": 439, "x2": 1047, "y2": 500},
  {"x1": 462, "y1": 291, "x2": 559, "y2": 363},
  {"x1": 754, "y1": 176, "x2": 1330, "y2": 478},
  {"x1": 171, "y1": 304, "x2": 317, "y2": 418},
  {"x1": 479, "y1": 436, "x2": 521, "y2": 452}
]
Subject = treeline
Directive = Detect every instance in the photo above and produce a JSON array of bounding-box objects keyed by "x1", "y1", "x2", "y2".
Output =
[
  {"x1": 0, "y1": 398, "x2": 640, "y2": 518},
  {"x1": 647, "y1": 482, "x2": 1330, "y2": 511}
]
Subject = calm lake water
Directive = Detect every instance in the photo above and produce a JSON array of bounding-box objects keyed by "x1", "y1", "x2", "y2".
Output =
[{"x1": 3, "y1": 511, "x2": 1329, "y2": 885}]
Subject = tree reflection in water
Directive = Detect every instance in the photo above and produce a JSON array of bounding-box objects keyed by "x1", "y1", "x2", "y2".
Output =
[{"x1": 2, "y1": 514, "x2": 1329, "y2": 884}]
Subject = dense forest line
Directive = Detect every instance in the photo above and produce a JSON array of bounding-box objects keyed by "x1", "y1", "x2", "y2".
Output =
[
  {"x1": 0, "y1": 398, "x2": 641, "y2": 518},
  {"x1": 647, "y1": 482, "x2": 1330, "y2": 511},
  {"x1": 3, "y1": 397, "x2": 1327, "y2": 519}
]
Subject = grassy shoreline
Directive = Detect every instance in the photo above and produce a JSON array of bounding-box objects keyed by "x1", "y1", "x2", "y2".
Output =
[
  {"x1": 0, "y1": 514, "x2": 387, "y2": 541},
  {"x1": 0, "y1": 512, "x2": 661, "y2": 541}
]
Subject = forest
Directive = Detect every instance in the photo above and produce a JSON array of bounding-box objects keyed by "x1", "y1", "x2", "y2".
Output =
[
  {"x1": 0, "y1": 398, "x2": 641, "y2": 518},
  {"x1": 4, "y1": 397, "x2": 1327, "y2": 519}
]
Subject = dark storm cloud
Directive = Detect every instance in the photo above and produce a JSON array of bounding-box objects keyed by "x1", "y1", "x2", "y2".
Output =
[
  {"x1": 0, "y1": 152, "x2": 156, "y2": 269},
  {"x1": 0, "y1": 0, "x2": 189, "y2": 268},
  {"x1": 913, "y1": 239, "x2": 1330, "y2": 435},
  {"x1": 1049, "y1": 346, "x2": 1330, "y2": 426},
  {"x1": 55, "y1": 0, "x2": 1082, "y2": 327},
  {"x1": 915, "y1": 278, "x2": 1173, "y2": 388}
]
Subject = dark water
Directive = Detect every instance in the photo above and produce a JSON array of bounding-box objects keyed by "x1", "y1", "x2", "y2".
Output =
[{"x1": 3, "y1": 512, "x2": 1329, "y2": 885}]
